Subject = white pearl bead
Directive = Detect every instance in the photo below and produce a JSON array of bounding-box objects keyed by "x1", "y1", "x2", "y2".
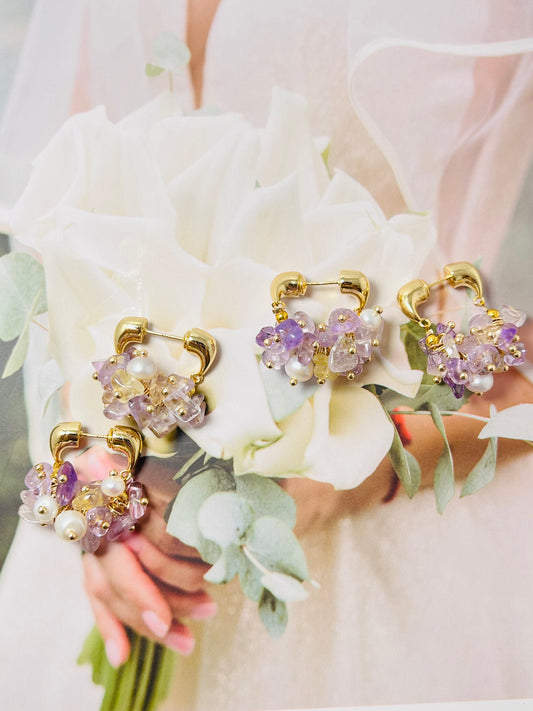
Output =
[
  {"x1": 360, "y1": 309, "x2": 382, "y2": 331},
  {"x1": 33, "y1": 494, "x2": 58, "y2": 524},
  {"x1": 54, "y1": 510, "x2": 87, "y2": 542},
  {"x1": 126, "y1": 356, "x2": 157, "y2": 381},
  {"x1": 284, "y1": 356, "x2": 314, "y2": 383},
  {"x1": 467, "y1": 373, "x2": 494, "y2": 394},
  {"x1": 101, "y1": 475, "x2": 126, "y2": 498}
]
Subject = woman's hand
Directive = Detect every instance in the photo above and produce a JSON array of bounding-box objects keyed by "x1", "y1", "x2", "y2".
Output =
[{"x1": 75, "y1": 448, "x2": 217, "y2": 667}]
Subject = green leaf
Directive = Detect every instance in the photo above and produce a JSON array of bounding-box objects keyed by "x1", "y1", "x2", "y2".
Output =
[
  {"x1": 429, "y1": 403, "x2": 455, "y2": 513},
  {"x1": 78, "y1": 626, "x2": 175, "y2": 711},
  {"x1": 237, "y1": 554, "x2": 264, "y2": 602},
  {"x1": 152, "y1": 32, "x2": 191, "y2": 72},
  {"x1": 145, "y1": 63, "x2": 165, "y2": 77},
  {"x1": 386, "y1": 411, "x2": 421, "y2": 498},
  {"x1": 166, "y1": 467, "x2": 235, "y2": 548},
  {"x1": 478, "y1": 404, "x2": 533, "y2": 442},
  {"x1": 0, "y1": 252, "x2": 46, "y2": 341},
  {"x1": 246, "y1": 516, "x2": 309, "y2": 581},
  {"x1": 400, "y1": 321, "x2": 433, "y2": 384},
  {"x1": 260, "y1": 572, "x2": 308, "y2": 602},
  {"x1": 204, "y1": 544, "x2": 243, "y2": 584},
  {"x1": 258, "y1": 589, "x2": 288, "y2": 639},
  {"x1": 235, "y1": 474, "x2": 296, "y2": 528},
  {"x1": 461, "y1": 438, "x2": 498, "y2": 497},
  {"x1": 198, "y1": 492, "x2": 254, "y2": 547},
  {"x1": 2, "y1": 321, "x2": 29, "y2": 378}
]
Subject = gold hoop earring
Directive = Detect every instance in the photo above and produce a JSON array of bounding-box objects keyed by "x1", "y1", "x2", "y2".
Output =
[
  {"x1": 19, "y1": 422, "x2": 146, "y2": 552},
  {"x1": 256, "y1": 270, "x2": 383, "y2": 385},
  {"x1": 397, "y1": 261, "x2": 526, "y2": 397},
  {"x1": 93, "y1": 317, "x2": 217, "y2": 437}
]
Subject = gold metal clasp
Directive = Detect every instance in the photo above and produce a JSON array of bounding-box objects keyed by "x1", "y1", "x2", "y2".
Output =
[{"x1": 270, "y1": 270, "x2": 369, "y2": 310}]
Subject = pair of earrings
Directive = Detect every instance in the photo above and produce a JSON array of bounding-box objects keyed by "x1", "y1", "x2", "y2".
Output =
[
  {"x1": 257, "y1": 262, "x2": 526, "y2": 397},
  {"x1": 19, "y1": 320, "x2": 218, "y2": 549}
]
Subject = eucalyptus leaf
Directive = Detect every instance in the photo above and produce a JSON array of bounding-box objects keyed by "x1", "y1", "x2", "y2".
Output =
[
  {"x1": 198, "y1": 492, "x2": 254, "y2": 547},
  {"x1": 386, "y1": 411, "x2": 421, "y2": 498},
  {"x1": 258, "y1": 589, "x2": 288, "y2": 638},
  {"x1": 260, "y1": 572, "x2": 308, "y2": 602},
  {"x1": 204, "y1": 544, "x2": 243, "y2": 584},
  {"x1": 0, "y1": 252, "x2": 46, "y2": 341},
  {"x1": 259, "y1": 364, "x2": 316, "y2": 422},
  {"x1": 152, "y1": 32, "x2": 191, "y2": 72},
  {"x1": 2, "y1": 322, "x2": 29, "y2": 378},
  {"x1": 461, "y1": 438, "x2": 498, "y2": 497},
  {"x1": 429, "y1": 403, "x2": 455, "y2": 513},
  {"x1": 246, "y1": 516, "x2": 309, "y2": 580},
  {"x1": 237, "y1": 554, "x2": 264, "y2": 602},
  {"x1": 478, "y1": 404, "x2": 533, "y2": 442},
  {"x1": 145, "y1": 63, "x2": 165, "y2": 77},
  {"x1": 197, "y1": 537, "x2": 222, "y2": 565},
  {"x1": 400, "y1": 321, "x2": 433, "y2": 384},
  {"x1": 166, "y1": 467, "x2": 235, "y2": 548},
  {"x1": 235, "y1": 474, "x2": 296, "y2": 528}
]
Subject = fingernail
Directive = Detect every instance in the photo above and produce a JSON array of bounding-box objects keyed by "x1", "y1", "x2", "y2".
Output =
[
  {"x1": 105, "y1": 639, "x2": 123, "y2": 668},
  {"x1": 189, "y1": 601, "x2": 218, "y2": 621},
  {"x1": 142, "y1": 610, "x2": 170, "y2": 638},
  {"x1": 165, "y1": 629, "x2": 195, "y2": 656}
]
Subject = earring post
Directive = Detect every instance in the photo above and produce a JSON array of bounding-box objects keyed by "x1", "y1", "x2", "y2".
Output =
[{"x1": 146, "y1": 329, "x2": 185, "y2": 343}]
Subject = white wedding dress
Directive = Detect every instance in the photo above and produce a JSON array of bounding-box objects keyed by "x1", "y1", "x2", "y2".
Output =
[{"x1": 1, "y1": 2, "x2": 533, "y2": 710}]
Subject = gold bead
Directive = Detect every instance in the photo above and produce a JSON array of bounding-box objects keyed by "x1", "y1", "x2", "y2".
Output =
[
  {"x1": 101, "y1": 521, "x2": 110, "y2": 530},
  {"x1": 140, "y1": 497, "x2": 149, "y2": 506},
  {"x1": 37, "y1": 505, "x2": 47, "y2": 515},
  {"x1": 317, "y1": 378, "x2": 326, "y2": 385},
  {"x1": 459, "y1": 372, "x2": 468, "y2": 381},
  {"x1": 318, "y1": 324, "x2": 326, "y2": 332},
  {"x1": 146, "y1": 405, "x2": 155, "y2": 414},
  {"x1": 455, "y1": 334, "x2": 464, "y2": 345},
  {"x1": 92, "y1": 372, "x2": 99, "y2": 380},
  {"x1": 512, "y1": 334, "x2": 520, "y2": 343},
  {"x1": 312, "y1": 341, "x2": 320, "y2": 350},
  {"x1": 35, "y1": 464, "x2": 44, "y2": 472},
  {"x1": 426, "y1": 334, "x2": 439, "y2": 348},
  {"x1": 109, "y1": 357, "x2": 117, "y2": 365},
  {"x1": 375, "y1": 306, "x2": 383, "y2": 315},
  {"x1": 109, "y1": 469, "x2": 118, "y2": 477},
  {"x1": 114, "y1": 391, "x2": 122, "y2": 400},
  {"x1": 347, "y1": 372, "x2": 356, "y2": 381},
  {"x1": 433, "y1": 376, "x2": 442, "y2": 384},
  {"x1": 338, "y1": 314, "x2": 346, "y2": 323},
  {"x1": 58, "y1": 474, "x2": 68, "y2": 484},
  {"x1": 275, "y1": 311, "x2": 288, "y2": 323},
  {"x1": 265, "y1": 361, "x2": 274, "y2": 369},
  {"x1": 289, "y1": 378, "x2": 298, "y2": 386},
  {"x1": 264, "y1": 338, "x2": 272, "y2": 347},
  {"x1": 348, "y1": 347, "x2": 357, "y2": 355},
  {"x1": 514, "y1": 351, "x2": 521, "y2": 358},
  {"x1": 487, "y1": 309, "x2": 499, "y2": 319},
  {"x1": 372, "y1": 339, "x2": 380, "y2": 347},
  {"x1": 161, "y1": 387, "x2": 169, "y2": 396},
  {"x1": 438, "y1": 363, "x2": 447, "y2": 373},
  {"x1": 503, "y1": 364, "x2": 509, "y2": 372},
  {"x1": 470, "y1": 327, "x2": 479, "y2": 335},
  {"x1": 509, "y1": 345, "x2": 517, "y2": 354},
  {"x1": 487, "y1": 364, "x2": 496, "y2": 373},
  {"x1": 487, "y1": 331, "x2": 497, "y2": 340},
  {"x1": 447, "y1": 321, "x2": 456, "y2": 330},
  {"x1": 129, "y1": 525, "x2": 136, "y2": 532},
  {"x1": 297, "y1": 320, "x2": 305, "y2": 328},
  {"x1": 139, "y1": 349, "x2": 148, "y2": 357},
  {"x1": 67, "y1": 530, "x2": 78, "y2": 541},
  {"x1": 82, "y1": 486, "x2": 89, "y2": 493},
  {"x1": 178, "y1": 407, "x2": 187, "y2": 417},
  {"x1": 273, "y1": 334, "x2": 281, "y2": 343},
  {"x1": 168, "y1": 375, "x2": 176, "y2": 384}
]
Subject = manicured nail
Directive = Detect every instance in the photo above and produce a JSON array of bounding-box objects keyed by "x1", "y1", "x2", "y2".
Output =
[
  {"x1": 142, "y1": 610, "x2": 170, "y2": 638},
  {"x1": 105, "y1": 639, "x2": 123, "y2": 668},
  {"x1": 189, "y1": 601, "x2": 218, "y2": 620},
  {"x1": 165, "y1": 629, "x2": 195, "y2": 656}
]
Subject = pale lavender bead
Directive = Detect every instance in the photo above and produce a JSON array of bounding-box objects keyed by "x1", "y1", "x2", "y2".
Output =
[
  {"x1": 458, "y1": 334, "x2": 479, "y2": 358},
  {"x1": 345, "y1": 361, "x2": 364, "y2": 378},
  {"x1": 20, "y1": 489, "x2": 39, "y2": 506},
  {"x1": 107, "y1": 513, "x2": 135, "y2": 541},
  {"x1": 314, "y1": 327, "x2": 337, "y2": 348},
  {"x1": 128, "y1": 481, "x2": 143, "y2": 501},
  {"x1": 418, "y1": 336, "x2": 431, "y2": 355},
  {"x1": 427, "y1": 352, "x2": 447, "y2": 376},
  {"x1": 498, "y1": 324, "x2": 518, "y2": 348},
  {"x1": 356, "y1": 340, "x2": 372, "y2": 361},
  {"x1": 103, "y1": 388, "x2": 131, "y2": 420},
  {"x1": 18, "y1": 503, "x2": 39, "y2": 523},
  {"x1": 354, "y1": 326, "x2": 372, "y2": 343},
  {"x1": 129, "y1": 500, "x2": 147, "y2": 520},
  {"x1": 435, "y1": 323, "x2": 448, "y2": 335},
  {"x1": 256, "y1": 326, "x2": 276, "y2": 347},
  {"x1": 86, "y1": 506, "x2": 113, "y2": 537},
  {"x1": 328, "y1": 308, "x2": 361, "y2": 335},
  {"x1": 172, "y1": 375, "x2": 196, "y2": 396},
  {"x1": 328, "y1": 335, "x2": 359, "y2": 373},
  {"x1": 276, "y1": 319, "x2": 303, "y2": 349},
  {"x1": 262, "y1": 343, "x2": 289, "y2": 369},
  {"x1": 468, "y1": 344, "x2": 503, "y2": 374},
  {"x1": 296, "y1": 332, "x2": 316, "y2": 365},
  {"x1": 24, "y1": 463, "x2": 52, "y2": 492},
  {"x1": 184, "y1": 394, "x2": 206, "y2": 427},
  {"x1": 293, "y1": 311, "x2": 315, "y2": 333},
  {"x1": 56, "y1": 461, "x2": 80, "y2": 506},
  {"x1": 128, "y1": 394, "x2": 153, "y2": 429},
  {"x1": 95, "y1": 354, "x2": 130, "y2": 387},
  {"x1": 505, "y1": 342, "x2": 526, "y2": 367},
  {"x1": 81, "y1": 529, "x2": 101, "y2": 554},
  {"x1": 165, "y1": 390, "x2": 205, "y2": 425},
  {"x1": 446, "y1": 358, "x2": 469, "y2": 385},
  {"x1": 500, "y1": 304, "x2": 526, "y2": 327},
  {"x1": 469, "y1": 312, "x2": 492, "y2": 331},
  {"x1": 441, "y1": 332, "x2": 458, "y2": 358}
]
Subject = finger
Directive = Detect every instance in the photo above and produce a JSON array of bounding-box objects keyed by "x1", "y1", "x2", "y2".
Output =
[
  {"x1": 124, "y1": 534, "x2": 211, "y2": 592},
  {"x1": 133, "y1": 510, "x2": 205, "y2": 560},
  {"x1": 84, "y1": 544, "x2": 174, "y2": 640},
  {"x1": 162, "y1": 587, "x2": 218, "y2": 621},
  {"x1": 89, "y1": 596, "x2": 131, "y2": 668},
  {"x1": 74, "y1": 447, "x2": 124, "y2": 482}
]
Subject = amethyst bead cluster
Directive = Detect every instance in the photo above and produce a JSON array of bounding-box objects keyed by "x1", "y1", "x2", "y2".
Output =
[
  {"x1": 256, "y1": 307, "x2": 383, "y2": 384},
  {"x1": 19, "y1": 461, "x2": 147, "y2": 552},
  {"x1": 93, "y1": 347, "x2": 205, "y2": 437},
  {"x1": 419, "y1": 304, "x2": 526, "y2": 398}
]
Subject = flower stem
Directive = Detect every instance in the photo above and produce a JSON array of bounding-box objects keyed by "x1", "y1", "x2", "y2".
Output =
[
  {"x1": 242, "y1": 545, "x2": 269, "y2": 575},
  {"x1": 31, "y1": 318, "x2": 48, "y2": 332},
  {"x1": 399, "y1": 409, "x2": 490, "y2": 423}
]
